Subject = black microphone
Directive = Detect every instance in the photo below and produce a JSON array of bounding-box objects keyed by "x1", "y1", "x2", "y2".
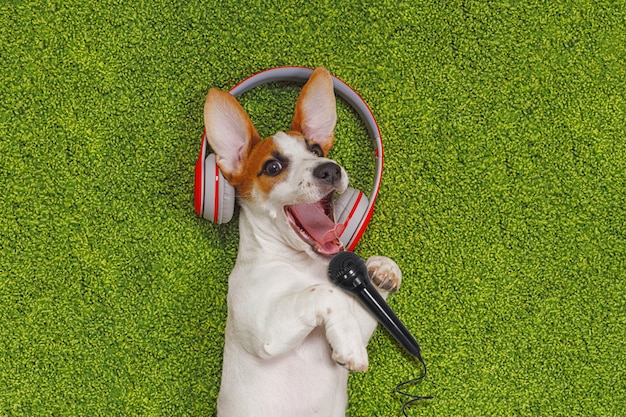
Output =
[{"x1": 328, "y1": 251, "x2": 423, "y2": 360}]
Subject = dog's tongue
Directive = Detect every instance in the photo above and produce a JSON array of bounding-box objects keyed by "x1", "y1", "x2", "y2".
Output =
[{"x1": 289, "y1": 202, "x2": 345, "y2": 255}]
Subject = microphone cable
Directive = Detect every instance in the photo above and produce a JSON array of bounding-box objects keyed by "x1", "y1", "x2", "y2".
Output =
[{"x1": 394, "y1": 353, "x2": 433, "y2": 415}]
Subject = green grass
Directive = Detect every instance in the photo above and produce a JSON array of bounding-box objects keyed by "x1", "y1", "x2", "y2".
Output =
[{"x1": 1, "y1": 0, "x2": 625, "y2": 416}]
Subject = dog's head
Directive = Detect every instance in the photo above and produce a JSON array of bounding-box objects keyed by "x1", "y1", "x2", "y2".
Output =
[{"x1": 204, "y1": 67, "x2": 348, "y2": 257}]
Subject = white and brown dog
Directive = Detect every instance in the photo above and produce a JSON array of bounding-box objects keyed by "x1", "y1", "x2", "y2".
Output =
[{"x1": 204, "y1": 67, "x2": 402, "y2": 417}]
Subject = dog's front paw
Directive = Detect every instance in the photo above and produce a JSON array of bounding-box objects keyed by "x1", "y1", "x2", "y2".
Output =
[
  {"x1": 366, "y1": 256, "x2": 402, "y2": 293},
  {"x1": 330, "y1": 340, "x2": 368, "y2": 372}
]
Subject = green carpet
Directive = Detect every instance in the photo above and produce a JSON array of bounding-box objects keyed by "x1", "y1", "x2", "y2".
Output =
[{"x1": 1, "y1": 1, "x2": 625, "y2": 416}]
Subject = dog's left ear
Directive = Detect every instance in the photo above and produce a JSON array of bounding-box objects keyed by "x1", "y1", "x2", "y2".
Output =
[{"x1": 291, "y1": 67, "x2": 337, "y2": 155}]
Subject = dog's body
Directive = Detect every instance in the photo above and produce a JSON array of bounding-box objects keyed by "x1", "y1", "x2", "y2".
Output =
[{"x1": 205, "y1": 67, "x2": 402, "y2": 417}]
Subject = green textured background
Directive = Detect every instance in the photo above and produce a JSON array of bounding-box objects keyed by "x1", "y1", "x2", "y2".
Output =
[{"x1": 1, "y1": 1, "x2": 625, "y2": 416}]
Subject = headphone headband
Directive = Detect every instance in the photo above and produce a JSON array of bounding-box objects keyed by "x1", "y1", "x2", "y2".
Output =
[{"x1": 228, "y1": 67, "x2": 384, "y2": 250}]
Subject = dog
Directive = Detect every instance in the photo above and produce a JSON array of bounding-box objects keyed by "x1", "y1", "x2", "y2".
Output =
[{"x1": 204, "y1": 67, "x2": 403, "y2": 417}]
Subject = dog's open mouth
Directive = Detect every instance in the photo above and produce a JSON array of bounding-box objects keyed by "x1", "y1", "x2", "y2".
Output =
[{"x1": 285, "y1": 193, "x2": 345, "y2": 257}]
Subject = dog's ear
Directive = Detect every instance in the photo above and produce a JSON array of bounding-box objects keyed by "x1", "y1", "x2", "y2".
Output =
[
  {"x1": 204, "y1": 89, "x2": 261, "y2": 181},
  {"x1": 291, "y1": 67, "x2": 337, "y2": 155}
]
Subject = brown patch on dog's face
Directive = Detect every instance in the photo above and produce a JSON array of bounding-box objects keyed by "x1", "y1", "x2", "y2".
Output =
[
  {"x1": 286, "y1": 131, "x2": 327, "y2": 157},
  {"x1": 231, "y1": 136, "x2": 289, "y2": 200},
  {"x1": 229, "y1": 132, "x2": 334, "y2": 204}
]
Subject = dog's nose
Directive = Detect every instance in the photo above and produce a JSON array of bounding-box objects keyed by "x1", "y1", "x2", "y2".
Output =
[{"x1": 313, "y1": 162, "x2": 342, "y2": 185}]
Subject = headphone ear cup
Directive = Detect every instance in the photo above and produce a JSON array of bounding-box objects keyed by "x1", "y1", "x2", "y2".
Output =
[
  {"x1": 217, "y1": 173, "x2": 236, "y2": 224},
  {"x1": 335, "y1": 187, "x2": 369, "y2": 248},
  {"x1": 203, "y1": 153, "x2": 236, "y2": 224}
]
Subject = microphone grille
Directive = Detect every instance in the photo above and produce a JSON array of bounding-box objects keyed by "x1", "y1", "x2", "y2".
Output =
[{"x1": 328, "y1": 251, "x2": 367, "y2": 289}]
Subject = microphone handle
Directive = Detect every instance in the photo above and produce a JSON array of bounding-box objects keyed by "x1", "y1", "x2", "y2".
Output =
[{"x1": 358, "y1": 284, "x2": 423, "y2": 359}]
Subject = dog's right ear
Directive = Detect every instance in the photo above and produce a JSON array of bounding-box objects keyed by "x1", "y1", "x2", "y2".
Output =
[
  {"x1": 291, "y1": 67, "x2": 337, "y2": 155},
  {"x1": 204, "y1": 89, "x2": 261, "y2": 182}
]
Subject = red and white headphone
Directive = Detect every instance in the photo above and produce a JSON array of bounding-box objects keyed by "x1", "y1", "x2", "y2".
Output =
[{"x1": 194, "y1": 66, "x2": 384, "y2": 251}]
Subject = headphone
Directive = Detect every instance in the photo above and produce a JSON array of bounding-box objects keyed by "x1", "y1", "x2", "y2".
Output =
[{"x1": 194, "y1": 66, "x2": 384, "y2": 251}]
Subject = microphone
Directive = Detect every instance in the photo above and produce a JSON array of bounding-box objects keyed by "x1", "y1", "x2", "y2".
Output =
[{"x1": 328, "y1": 251, "x2": 423, "y2": 360}]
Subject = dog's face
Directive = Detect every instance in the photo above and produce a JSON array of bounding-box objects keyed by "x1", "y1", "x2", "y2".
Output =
[{"x1": 204, "y1": 68, "x2": 348, "y2": 257}]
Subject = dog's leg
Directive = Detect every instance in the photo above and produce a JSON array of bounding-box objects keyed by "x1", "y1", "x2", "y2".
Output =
[
  {"x1": 258, "y1": 284, "x2": 369, "y2": 371},
  {"x1": 350, "y1": 256, "x2": 403, "y2": 344}
]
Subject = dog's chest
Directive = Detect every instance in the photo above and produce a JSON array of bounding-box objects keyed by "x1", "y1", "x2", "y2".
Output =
[{"x1": 231, "y1": 254, "x2": 328, "y2": 287}]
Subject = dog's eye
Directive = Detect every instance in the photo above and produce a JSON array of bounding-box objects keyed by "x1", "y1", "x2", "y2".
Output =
[
  {"x1": 262, "y1": 160, "x2": 283, "y2": 176},
  {"x1": 309, "y1": 144, "x2": 324, "y2": 157}
]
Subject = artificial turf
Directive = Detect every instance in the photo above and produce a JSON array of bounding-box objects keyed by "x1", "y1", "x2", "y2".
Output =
[{"x1": 1, "y1": 1, "x2": 625, "y2": 416}]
